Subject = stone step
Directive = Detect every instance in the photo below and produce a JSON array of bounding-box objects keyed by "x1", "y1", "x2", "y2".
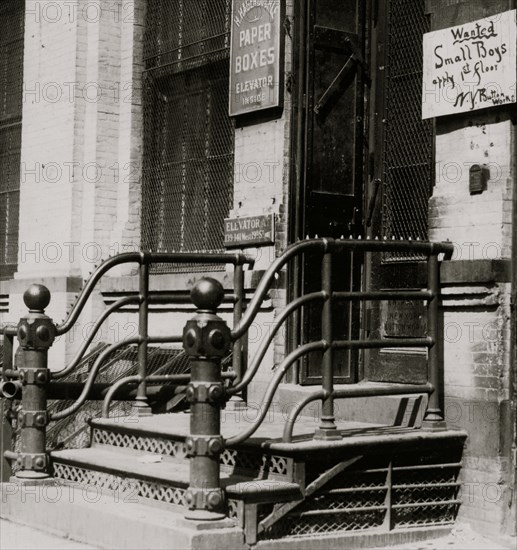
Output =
[
  {"x1": 0, "y1": 480, "x2": 456, "y2": 550},
  {"x1": 50, "y1": 447, "x2": 302, "y2": 510},
  {"x1": 90, "y1": 416, "x2": 296, "y2": 481},
  {"x1": 0, "y1": 482, "x2": 244, "y2": 550}
]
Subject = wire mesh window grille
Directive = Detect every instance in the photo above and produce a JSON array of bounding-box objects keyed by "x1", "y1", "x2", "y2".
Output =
[
  {"x1": 382, "y1": 0, "x2": 434, "y2": 261},
  {"x1": 0, "y1": 0, "x2": 24, "y2": 279},
  {"x1": 141, "y1": 0, "x2": 235, "y2": 273}
]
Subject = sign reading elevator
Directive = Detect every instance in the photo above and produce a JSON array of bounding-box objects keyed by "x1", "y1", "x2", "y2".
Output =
[{"x1": 229, "y1": 0, "x2": 282, "y2": 116}]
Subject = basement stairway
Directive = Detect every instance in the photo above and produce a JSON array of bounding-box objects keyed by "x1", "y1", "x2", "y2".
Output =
[{"x1": 2, "y1": 409, "x2": 467, "y2": 550}]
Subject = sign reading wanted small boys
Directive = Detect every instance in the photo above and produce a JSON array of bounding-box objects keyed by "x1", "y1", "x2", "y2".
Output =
[
  {"x1": 422, "y1": 10, "x2": 516, "y2": 119},
  {"x1": 229, "y1": 0, "x2": 283, "y2": 116}
]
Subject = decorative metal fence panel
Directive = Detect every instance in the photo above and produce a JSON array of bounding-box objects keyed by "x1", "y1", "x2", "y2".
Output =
[
  {"x1": 0, "y1": 0, "x2": 24, "y2": 278},
  {"x1": 141, "y1": 0, "x2": 235, "y2": 273},
  {"x1": 382, "y1": 0, "x2": 434, "y2": 261}
]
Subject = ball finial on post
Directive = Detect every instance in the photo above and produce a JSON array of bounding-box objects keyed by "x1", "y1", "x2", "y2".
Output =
[
  {"x1": 23, "y1": 284, "x2": 51, "y2": 312},
  {"x1": 190, "y1": 278, "x2": 225, "y2": 311}
]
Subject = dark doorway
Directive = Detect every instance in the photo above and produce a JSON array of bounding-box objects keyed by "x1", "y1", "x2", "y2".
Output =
[{"x1": 294, "y1": 0, "x2": 367, "y2": 384}]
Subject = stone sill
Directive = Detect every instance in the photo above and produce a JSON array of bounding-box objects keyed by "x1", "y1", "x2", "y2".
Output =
[{"x1": 441, "y1": 260, "x2": 511, "y2": 285}]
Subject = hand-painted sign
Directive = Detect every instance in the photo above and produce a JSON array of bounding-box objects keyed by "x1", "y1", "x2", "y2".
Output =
[
  {"x1": 229, "y1": 0, "x2": 282, "y2": 116},
  {"x1": 422, "y1": 10, "x2": 516, "y2": 119},
  {"x1": 224, "y1": 214, "x2": 275, "y2": 248}
]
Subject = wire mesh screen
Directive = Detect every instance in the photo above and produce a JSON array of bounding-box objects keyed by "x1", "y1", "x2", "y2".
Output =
[
  {"x1": 142, "y1": 0, "x2": 235, "y2": 273},
  {"x1": 382, "y1": 0, "x2": 433, "y2": 261},
  {"x1": 0, "y1": 0, "x2": 24, "y2": 278}
]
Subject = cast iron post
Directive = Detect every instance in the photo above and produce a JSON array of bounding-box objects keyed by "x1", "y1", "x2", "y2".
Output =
[
  {"x1": 15, "y1": 284, "x2": 56, "y2": 479},
  {"x1": 422, "y1": 254, "x2": 447, "y2": 430},
  {"x1": 183, "y1": 278, "x2": 231, "y2": 520}
]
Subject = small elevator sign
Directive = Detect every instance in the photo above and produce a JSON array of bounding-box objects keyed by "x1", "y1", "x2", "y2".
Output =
[
  {"x1": 422, "y1": 10, "x2": 516, "y2": 119},
  {"x1": 224, "y1": 214, "x2": 275, "y2": 248},
  {"x1": 229, "y1": 0, "x2": 282, "y2": 116}
]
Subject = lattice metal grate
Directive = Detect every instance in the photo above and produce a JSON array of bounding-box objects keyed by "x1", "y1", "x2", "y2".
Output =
[
  {"x1": 93, "y1": 429, "x2": 187, "y2": 460},
  {"x1": 264, "y1": 509, "x2": 386, "y2": 538},
  {"x1": 53, "y1": 463, "x2": 186, "y2": 506},
  {"x1": 393, "y1": 503, "x2": 460, "y2": 528},
  {"x1": 221, "y1": 449, "x2": 289, "y2": 478},
  {"x1": 141, "y1": 0, "x2": 235, "y2": 273},
  {"x1": 0, "y1": 0, "x2": 24, "y2": 278},
  {"x1": 382, "y1": 0, "x2": 433, "y2": 261},
  {"x1": 260, "y1": 451, "x2": 462, "y2": 540}
]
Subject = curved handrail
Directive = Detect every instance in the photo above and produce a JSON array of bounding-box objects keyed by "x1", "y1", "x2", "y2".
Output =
[
  {"x1": 101, "y1": 375, "x2": 141, "y2": 418},
  {"x1": 50, "y1": 333, "x2": 184, "y2": 421},
  {"x1": 56, "y1": 251, "x2": 253, "y2": 336},
  {"x1": 52, "y1": 295, "x2": 140, "y2": 379},
  {"x1": 50, "y1": 337, "x2": 141, "y2": 420},
  {"x1": 56, "y1": 253, "x2": 142, "y2": 335},
  {"x1": 231, "y1": 238, "x2": 453, "y2": 340},
  {"x1": 227, "y1": 291, "x2": 327, "y2": 395},
  {"x1": 224, "y1": 237, "x2": 452, "y2": 444},
  {"x1": 101, "y1": 371, "x2": 237, "y2": 418},
  {"x1": 281, "y1": 382, "x2": 435, "y2": 443},
  {"x1": 232, "y1": 239, "x2": 328, "y2": 339},
  {"x1": 282, "y1": 390, "x2": 327, "y2": 443},
  {"x1": 225, "y1": 340, "x2": 328, "y2": 446}
]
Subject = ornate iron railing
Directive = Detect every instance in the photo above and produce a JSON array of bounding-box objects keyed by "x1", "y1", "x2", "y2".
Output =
[{"x1": 0, "y1": 238, "x2": 453, "y2": 520}]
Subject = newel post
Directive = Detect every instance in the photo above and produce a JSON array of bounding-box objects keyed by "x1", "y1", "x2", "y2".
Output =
[
  {"x1": 183, "y1": 278, "x2": 231, "y2": 520},
  {"x1": 15, "y1": 284, "x2": 56, "y2": 479}
]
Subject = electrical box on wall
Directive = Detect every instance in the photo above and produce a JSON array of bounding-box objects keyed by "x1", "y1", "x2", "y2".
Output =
[{"x1": 469, "y1": 164, "x2": 489, "y2": 195}]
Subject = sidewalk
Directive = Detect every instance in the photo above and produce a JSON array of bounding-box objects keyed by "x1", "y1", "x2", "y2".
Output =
[
  {"x1": 1, "y1": 518, "x2": 514, "y2": 550},
  {"x1": 366, "y1": 524, "x2": 514, "y2": 550},
  {"x1": 0, "y1": 519, "x2": 97, "y2": 550}
]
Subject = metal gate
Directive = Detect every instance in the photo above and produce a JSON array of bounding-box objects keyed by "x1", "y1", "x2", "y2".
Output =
[
  {"x1": 381, "y1": 0, "x2": 434, "y2": 260},
  {"x1": 141, "y1": 0, "x2": 235, "y2": 272},
  {"x1": 367, "y1": 0, "x2": 435, "y2": 384}
]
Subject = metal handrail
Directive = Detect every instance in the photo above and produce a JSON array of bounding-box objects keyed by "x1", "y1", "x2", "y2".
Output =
[
  {"x1": 223, "y1": 237, "x2": 452, "y2": 445},
  {"x1": 52, "y1": 295, "x2": 140, "y2": 379},
  {"x1": 232, "y1": 236, "x2": 452, "y2": 339},
  {"x1": 2, "y1": 238, "x2": 452, "y2": 489},
  {"x1": 227, "y1": 291, "x2": 327, "y2": 396},
  {"x1": 225, "y1": 341, "x2": 328, "y2": 446},
  {"x1": 1, "y1": 251, "x2": 253, "y2": 415},
  {"x1": 282, "y1": 383, "x2": 434, "y2": 443},
  {"x1": 56, "y1": 251, "x2": 253, "y2": 336}
]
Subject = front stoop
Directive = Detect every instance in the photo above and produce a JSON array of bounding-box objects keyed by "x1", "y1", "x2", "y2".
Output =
[
  {"x1": 1, "y1": 412, "x2": 468, "y2": 549},
  {"x1": 0, "y1": 482, "x2": 244, "y2": 550},
  {"x1": 0, "y1": 483, "x2": 453, "y2": 550}
]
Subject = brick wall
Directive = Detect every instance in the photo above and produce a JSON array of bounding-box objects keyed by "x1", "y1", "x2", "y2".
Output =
[
  {"x1": 429, "y1": 57, "x2": 515, "y2": 544},
  {"x1": 8, "y1": 1, "x2": 145, "y2": 365}
]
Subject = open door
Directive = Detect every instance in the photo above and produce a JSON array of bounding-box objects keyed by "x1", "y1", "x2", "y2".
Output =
[
  {"x1": 366, "y1": 0, "x2": 435, "y2": 384},
  {"x1": 298, "y1": 0, "x2": 367, "y2": 384}
]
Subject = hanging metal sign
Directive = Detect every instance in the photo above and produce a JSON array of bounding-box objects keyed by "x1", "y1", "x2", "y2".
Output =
[
  {"x1": 422, "y1": 10, "x2": 516, "y2": 119},
  {"x1": 229, "y1": 0, "x2": 283, "y2": 116}
]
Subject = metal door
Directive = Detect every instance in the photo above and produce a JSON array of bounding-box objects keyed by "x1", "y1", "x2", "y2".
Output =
[{"x1": 297, "y1": 0, "x2": 367, "y2": 384}]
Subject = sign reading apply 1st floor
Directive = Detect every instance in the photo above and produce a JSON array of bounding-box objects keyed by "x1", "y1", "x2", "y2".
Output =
[
  {"x1": 422, "y1": 10, "x2": 516, "y2": 119},
  {"x1": 229, "y1": 0, "x2": 283, "y2": 116}
]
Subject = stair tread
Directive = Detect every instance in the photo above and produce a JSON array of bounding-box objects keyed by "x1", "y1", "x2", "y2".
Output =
[
  {"x1": 90, "y1": 413, "x2": 466, "y2": 454},
  {"x1": 51, "y1": 447, "x2": 301, "y2": 498},
  {"x1": 91, "y1": 412, "x2": 383, "y2": 446}
]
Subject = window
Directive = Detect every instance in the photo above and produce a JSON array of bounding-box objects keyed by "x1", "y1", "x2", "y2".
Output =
[
  {"x1": 141, "y1": 0, "x2": 235, "y2": 271},
  {"x1": 0, "y1": 0, "x2": 24, "y2": 279}
]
